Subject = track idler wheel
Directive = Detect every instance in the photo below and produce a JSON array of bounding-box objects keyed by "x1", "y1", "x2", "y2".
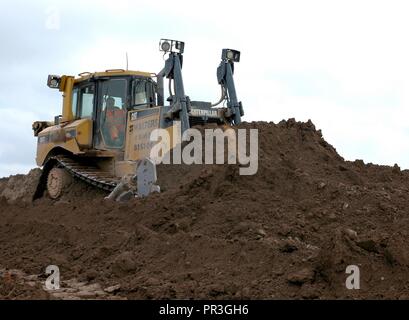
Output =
[{"x1": 46, "y1": 167, "x2": 72, "y2": 199}]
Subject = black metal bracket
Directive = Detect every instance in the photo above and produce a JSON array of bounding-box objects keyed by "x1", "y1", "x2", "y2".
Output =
[
  {"x1": 216, "y1": 50, "x2": 243, "y2": 125},
  {"x1": 157, "y1": 52, "x2": 190, "y2": 133}
]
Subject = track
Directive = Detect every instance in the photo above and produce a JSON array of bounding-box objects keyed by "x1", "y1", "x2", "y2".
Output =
[{"x1": 52, "y1": 155, "x2": 120, "y2": 192}]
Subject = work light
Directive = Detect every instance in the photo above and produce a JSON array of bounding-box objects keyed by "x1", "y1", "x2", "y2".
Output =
[
  {"x1": 47, "y1": 75, "x2": 61, "y2": 89},
  {"x1": 159, "y1": 39, "x2": 185, "y2": 54},
  {"x1": 222, "y1": 49, "x2": 240, "y2": 62}
]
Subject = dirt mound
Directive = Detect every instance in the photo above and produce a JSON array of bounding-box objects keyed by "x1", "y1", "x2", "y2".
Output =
[
  {"x1": 0, "y1": 169, "x2": 41, "y2": 204},
  {"x1": 1, "y1": 119, "x2": 409, "y2": 299},
  {"x1": 0, "y1": 268, "x2": 50, "y2": 300}
]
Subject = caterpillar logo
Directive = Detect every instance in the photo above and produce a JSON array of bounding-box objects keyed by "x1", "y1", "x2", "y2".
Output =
[{"x1": 190, "y1": 108, "x2": 219, "y2": 118}]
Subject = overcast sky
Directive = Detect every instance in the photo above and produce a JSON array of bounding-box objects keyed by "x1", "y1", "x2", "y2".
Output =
[{"x1": 1, "y1": 0, "x2": 409, "y2": 177}]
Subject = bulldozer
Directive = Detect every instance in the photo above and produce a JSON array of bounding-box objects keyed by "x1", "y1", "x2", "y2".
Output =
[{"x1": 32, "y1": 39, "x2": 243, "y2": 200}]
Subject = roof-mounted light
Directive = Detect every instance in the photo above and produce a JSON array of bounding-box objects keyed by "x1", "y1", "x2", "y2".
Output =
[
  {"x1": 222, "y1": 49, "x2": 240, "y2": 62},
  {"x1": 47, "y1": 75, "x2": 61, "y2": 89},
  {"x1": 159, "y1": 39, "x2": 185, "y2": 54}
]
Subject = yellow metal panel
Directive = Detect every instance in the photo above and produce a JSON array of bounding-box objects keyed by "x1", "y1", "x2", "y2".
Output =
[
  {"x1": 35, "y1": 120, "x2": 91, "y2": 165},
  {"x1": 36, "y1": 137, "x2": 82, "y2": 166},
  {"x1": 124, "y1": 108, "x2": 182, "y2": 161},
  {"x1": 64, "y1": 119, "x2": 93, "y2": 147},
  {"x1": 124, "y1": 108, "x2": 161, "y2": 161},
  {"x1": 61, "y1": 76, "x2": 75, "y2": 124}
]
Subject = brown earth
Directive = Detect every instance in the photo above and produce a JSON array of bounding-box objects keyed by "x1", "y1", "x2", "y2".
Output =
[{"x1": 1, "y1": 119, "x2": 409, "y2": 299}]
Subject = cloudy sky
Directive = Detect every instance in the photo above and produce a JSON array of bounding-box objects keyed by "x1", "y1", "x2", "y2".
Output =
[{"x1": 1, "y1": 0, "x2": 409, "y2": 177}]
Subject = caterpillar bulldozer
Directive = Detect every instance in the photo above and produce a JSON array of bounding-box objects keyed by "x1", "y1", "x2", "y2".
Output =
[{"x1": 32, "y1": 39, "x2": 243, "y2": 200}]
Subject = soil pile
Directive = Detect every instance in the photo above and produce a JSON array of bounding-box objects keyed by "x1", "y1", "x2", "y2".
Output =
[
  {"x1": 1, "y1": 119, "x2": 409, "y2": 299},
  {"x1": 0, "y1": 168, "x2": 41, "y2": 203}
]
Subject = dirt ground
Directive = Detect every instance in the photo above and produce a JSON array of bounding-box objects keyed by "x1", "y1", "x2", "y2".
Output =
[{"x1": 1, "y1": 119, "x2": 409, "y2": 299}]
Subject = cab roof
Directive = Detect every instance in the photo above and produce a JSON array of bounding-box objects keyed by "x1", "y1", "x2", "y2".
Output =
[{"x1": 74, "y1": 69, "x2": 153, "y2": 83}]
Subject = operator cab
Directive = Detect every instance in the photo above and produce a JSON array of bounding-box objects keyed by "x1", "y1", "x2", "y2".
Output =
[{"x1": 70, "y1": 71, "x2": 157, "y2": 150}]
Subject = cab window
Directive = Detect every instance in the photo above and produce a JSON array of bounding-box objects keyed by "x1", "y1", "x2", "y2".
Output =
[
  {"x1": 71, "y1": 88, "x2": 78, "y2": 118},
  {"x1": 131, "y1": 79, "x2": 156, "y2": 109},
  {"x1": 98, "y1": 78, "x2": 127, "y2": 148},
  {"x1": 79, "y1": 85, "x2": 95, "y2": 118}
]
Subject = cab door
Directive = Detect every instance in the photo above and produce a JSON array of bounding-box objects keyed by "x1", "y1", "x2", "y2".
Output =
[
  {"x1": 94, "y1": 78, "x2": 128, "y2": 150},
  {"x1": 66, "y1": 82, "x2": 96, "y2": 149}
]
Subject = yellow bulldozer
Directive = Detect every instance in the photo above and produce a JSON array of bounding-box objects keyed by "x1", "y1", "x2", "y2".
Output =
[{"x1": 32, "y1": 39, "x2": 243, "y2": 200}]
